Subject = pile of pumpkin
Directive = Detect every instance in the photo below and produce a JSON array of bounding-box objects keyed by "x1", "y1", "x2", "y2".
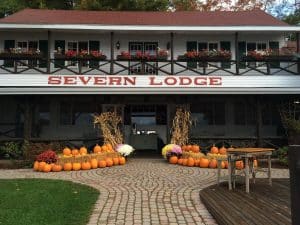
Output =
[{"x1": 33, "y1": 145, "x2": 126, "y2": 173}]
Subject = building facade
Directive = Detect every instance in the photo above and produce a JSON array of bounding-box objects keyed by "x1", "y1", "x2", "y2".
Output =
[{"x1": 0, "y1": 9, "x2": 299, "y2": 150}]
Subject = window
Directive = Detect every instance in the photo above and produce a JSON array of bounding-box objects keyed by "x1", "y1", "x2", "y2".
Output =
[
  {"x1": 191, "y1": 102, "x2": 225, "y2": 125},
  {"x1": 257, "y1": 43, "x2": 267, "y2": 51},
  {"x1": 234, "y1": 102, "x2": 256, "y2": 125},
  {"x1": 38, "y1": 102, "x2": 50, "y2": 126},
  {"x1": 67, "y1": 41, "x2": 78, "y2": 66},
  {"x1": 209, "y1": 43, "x2": 218, "y2": 51},
  {"x1": 59, "y1": 101, "x2": 96, "y2": 125}
]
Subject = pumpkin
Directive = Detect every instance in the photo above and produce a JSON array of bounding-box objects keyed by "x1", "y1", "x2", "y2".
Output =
[
  {"x1": 219, "y1": 146, "x2": 227, "y2": 155},
  {"x1": 33, "y1": 161, "x2": 39, "y2": 171},
  {"x1": 106, "y1": 158, "x2": 113, "y2": 167},
  {"x1": 186, "y1": 145, "x2": 192, "y2": 152},
  {"x1": 43, "y1": 163, "x2": 52, "y2": 173},
  {"x1": 169, "y1": 156, "x2": 178, "y2": 164},
  {"x1": 191, "y1": 145, "x2": 200, "y2": 153},
  {"x1": 82, "y1": 161, "x2": 91, "y2": 170},
  {"x1": 112, "y1": 157, "x2": 119, "y2": 166},
  {"x1": 220, "y1": 161, "x2": 226, "y2": 169},
  {"x1": 38, "y1": 161, "x2": 46, "y2": 172},
  {"x1": 187, "y1": 157, "x2": 195, "y2": 167},
  {"x1": 182, "y1": 158, "x2": 188, "y2": 166},
  {"x1": 63, "y1": 147, "x2": 72, "y2": 156},
  {"x1": 253, "y1": 159, "x2": 258, "y2": 167},
  {"x1": 181, "y1": 145, "x2": 187, "y2": 151},
  {"x1": 52, "y1": 164, "x2": 62, "y2": 172},
  {"x1": 98, "y1": 160, "x2": 107, "y2": 168},
  {"x1": 224, "y1": 161, "x2": 229, "y2": 169},
  {"x1": 199, "y1": 158, "x2": 210, "y2": 168},
  {"x1": 63, "y1": 162, "x2": 72, "y2": 171},
  {"x1": 93, "y1": 144, "x2": 102, "y2": 153},
  {"x1": 90, "y1": 159, "x2": 98, "y2": 169},
  {"x1": 106, "y1": 143, "x2": 113, "y2": 151},
  {"x1": 209, "y1": 159, "x2": 218, "y2": 168},
  {"x1": 210, "y1": 145, "x2": 219, "y2": 154},
  {"x1": 72, "y1": 148, "x2": 79, "y2": 156},
  {"x1": 72, "y1": 162, "x2": 81, "y2": 171},
  {"x1": 119, "y1": 157, "x2": 126, "y2": 165},
  {"x1": 177, "y1": 158, "x2": 183, "y2": 165},
  {"x1": 194, "y1": 159, "x2": 200, "y2": 166},
  {"x1": 102, "y1": 145, "x2": 109, "y2": 152},
  {"x1": 236, "y1": 160, "x2": 244, "y2": 169},
  {"x1": 79, "y1": 147, "x2": 88, "y2": 155}
]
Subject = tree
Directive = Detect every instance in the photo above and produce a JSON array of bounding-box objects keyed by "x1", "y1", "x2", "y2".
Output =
[{"x1": 0, "y1": 0, "x2": 26, "y2": 18}]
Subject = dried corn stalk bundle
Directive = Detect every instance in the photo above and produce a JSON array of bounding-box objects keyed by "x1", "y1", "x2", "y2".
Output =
[
  {"x1": 170, "y1": 105, "x2": 192, "y2": 146},
  {"x1": 94, "y1": 112, "x2": 124, "y2": 148}
]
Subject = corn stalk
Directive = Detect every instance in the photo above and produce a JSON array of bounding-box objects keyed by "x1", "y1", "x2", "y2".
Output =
[
  {"x1": 170, "y1": 105, "x2": 192, "y2": 146},
  {"x1": 94, "y1": 112, "x2": 123, "y2": 149}
]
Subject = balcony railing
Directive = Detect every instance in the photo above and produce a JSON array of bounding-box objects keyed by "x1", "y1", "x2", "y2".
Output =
[{"x1": 0, "y1": 55, "x2": 299, "y2": 76}]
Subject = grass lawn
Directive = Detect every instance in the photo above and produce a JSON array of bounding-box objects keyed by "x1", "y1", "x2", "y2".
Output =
[{"x1": 0, "y1": 179, "x2": 99, "y2": 225}]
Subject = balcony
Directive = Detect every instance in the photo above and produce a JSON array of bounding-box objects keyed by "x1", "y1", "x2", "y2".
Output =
[{"x1": 0, "y1": 53, "x2": 299, "y2": 76}]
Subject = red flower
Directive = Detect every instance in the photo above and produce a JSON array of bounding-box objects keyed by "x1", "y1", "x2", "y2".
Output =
[{"x1": 36, "y1": 150, "x2": 57, "y2": 164}]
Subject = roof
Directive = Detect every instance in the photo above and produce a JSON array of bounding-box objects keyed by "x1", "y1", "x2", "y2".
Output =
[{"x1": 0, "y1": 8, "x2": 288, "y2": 26}]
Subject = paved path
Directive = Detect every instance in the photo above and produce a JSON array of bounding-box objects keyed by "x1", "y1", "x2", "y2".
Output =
[{"x1": 0, "y1": 158, "x2": 289, "y2": 225}]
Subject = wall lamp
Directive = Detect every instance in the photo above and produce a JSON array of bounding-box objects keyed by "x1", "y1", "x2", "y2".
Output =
[{"x1": 116, "y1": 41, "x2": 121, "y2": 50}]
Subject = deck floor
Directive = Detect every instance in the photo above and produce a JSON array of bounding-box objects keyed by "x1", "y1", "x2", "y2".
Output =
[{"x1": 200, "y1": 179, "x2": 291, "y2": 225}]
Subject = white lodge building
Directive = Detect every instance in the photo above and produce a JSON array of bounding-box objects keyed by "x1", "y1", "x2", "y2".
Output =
[{"x1": 0, "y1": 9, "x2": 299, "y2": 149}]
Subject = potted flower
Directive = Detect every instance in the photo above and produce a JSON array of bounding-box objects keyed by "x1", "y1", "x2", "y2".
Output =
[
  {"x1": 117, "y1": 51, "x2": 131, "y2": 60},
  {"x1": 156, "y1": 48, "x2": 169, "y2": 60},
  {"x1": 0, "y1": 48, "x2": 43, "y2": 59}
]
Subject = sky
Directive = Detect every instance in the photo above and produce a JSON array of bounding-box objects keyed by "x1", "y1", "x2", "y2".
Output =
[{"x1": 268, "y1": 0, "x2": 298, "y2": 18}]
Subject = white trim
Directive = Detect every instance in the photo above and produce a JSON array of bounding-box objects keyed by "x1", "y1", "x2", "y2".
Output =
[{"x1": 0, "y1": 24, "x2": 299, "y2": 32}]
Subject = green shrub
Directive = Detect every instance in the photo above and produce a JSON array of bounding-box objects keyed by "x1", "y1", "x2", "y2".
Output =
[
  {"x1": 277, "y1": 146, "x2": 288, "y2": 166},
  {"x1": 0, "y1": 142, "x2": 22, "y2": 159}
]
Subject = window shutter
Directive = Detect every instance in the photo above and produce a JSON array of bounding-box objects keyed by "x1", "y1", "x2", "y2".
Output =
[
  {"x1": 39, "y1": 40, "x2": 48, "y2": 68},
  {"x1": 4, "y1": 40, "x2": 15, "y2": 67},
  {"x1": 269, "y1": 42, "x2": 280, "y2": 68},
  {"x1": 238, "y1": 42, "x2": 246, "y2": 69},
  {"x1": 89, "y1": 41, "x2": 100, "y2": 68}
]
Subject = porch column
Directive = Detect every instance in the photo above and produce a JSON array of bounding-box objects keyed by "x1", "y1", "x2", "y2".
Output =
[
  {"x1": 297, "y1": 32, "x2": 300, "y2": 53},
  {"x1": 256, "y1": 97, "x2": 263, "y2": 147},
  {"x1": 235, "y1": 32, "x2": 239, "y2": 75},
  {"x1": 296, "y1": 33, "x2": 300, "y2": 74},
  {"x1": 170, "y1": 32, "x2": 174, "y2": 74},
  {"x1": 47, "y1": 30, "x2": 51, "y2": 73},
  {"x1": 110, "y1": 32, "x2": 114, "y2": 75},
  {"x1": 23, "y1": 97, "x2": 33, "y2": 140}
]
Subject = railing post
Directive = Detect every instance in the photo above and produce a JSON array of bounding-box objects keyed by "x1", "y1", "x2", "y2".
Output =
[
  {"x1": 171, "y1": 32, "x2": 174, "y2": 74},
  {"x1": 78, "y1": 60, "x2": 82, "y2": 74},
  {"x1": 110, "y1": 32, "x2": 114, "y2": 75},
  {"x1": 47, "y1": 30, "x2": 51, "y2": 74},
  {"x1": 235, "y1": 32, "x2": 239, "y2": 75},
  {"x1": 296, "y1": 32, "x2": 300, "y2": 74},
  {"x1": 267, "y1": 62, "x2": 271, "y2": 75}
]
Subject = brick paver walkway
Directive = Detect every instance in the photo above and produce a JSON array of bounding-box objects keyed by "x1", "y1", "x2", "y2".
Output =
[{"x1": 0, "y1": 158, "x2": 289, "y2": 225}]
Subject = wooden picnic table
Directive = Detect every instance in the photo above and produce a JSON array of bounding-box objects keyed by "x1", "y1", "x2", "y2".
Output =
[{"x1": 227, "y1": 148, "x2": 275, "y2": 193}]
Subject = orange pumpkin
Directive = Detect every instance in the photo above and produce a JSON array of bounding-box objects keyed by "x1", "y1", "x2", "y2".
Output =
[
  {"x1": 102, "y1": 145, "x2": 108, "y2": 152},
  {"x1": 106, "y1": 143, "x2": 113, "y2": 151},
  {"x1": 181, "y1": 145, "x2": 187, "y2": 151},
  {"x1": 199, "y1": 158, "x2": 210, "y2": 168},
  {"x1": 182, "y1": 158, "x2": 188, "y2": 166},
  {"x1": 72, "y1": 148, "x2": 79, "y2": 156},
  {"x1": 82, "y1": 161, "x2": 91, "y2": 170},
  {"x1": 187, "y1": 157, "x2": 195, "y2": 167},
  {"x1": 191, "y1": 145, "x2": 200, "y2": 153},
  {"x1": 236, "y1": 160, "x2": 244, "y2": 170},
  {"x1": 72, "y1": 162, "x2": 81, "y2": 171},
  {"x1": 112, "y1": 157, "x2": 119, "y2": 166},
  {"x1": 38, "y1": 161, "x2": 46, "y2": 172},
  {"x1": 210, "y1": 145, "x2": 219, "y2": 154},
  {"x1": 98, "y1": 160, "x2": 107, "y2": 168},
  {"x1": 224, "y1": 161, "x2": 229, "y2": 169},
  {"x1": 33, "y1": 161, "x2": 39, "y2": 171},
  {"x1": 177, "y1": 158, "x2": 183, "y2": 165},
  {"x1": 90, "y1": 159, "x2": 98, "y2": 169},
  {"x1": 63, "y1": 162, "x2": 72, "y2": 171},
  {"x1": 43, "y1": 163, "x2": 52, "y2": 173},
  {"x1": 220, "y1": 161, "x2": 225, "y2": 169},
  {"x1": 219, "y1": 146, "x2": 227, "y2": 155},
  {"x1": 169, "y1": 156, "x2": 178, "y2": 164},
  {"x1": 119, "y1": 157, "x2": 126, "y2": 165},
  {"x1": 63, "y1": 147, "x2": 72, "y2": 156},
  {"x1": 79, "y1": 147, "x2": 88, "y2": 155},
  {"x1": 194, "y1": 159, "x2": 200, "y2": 166},
  {"x1": 186, "y1": 145, "x2": 192, "y2": 152},
  {"x1": 93, "y1": 144, "x2": 102, "y2": 153},
  {"x1": 52, "y1": 164, "x2": 62, "y2": 172},
  {"x1": 209, "y1": 159, "x2": 218, "y2": 168},
  {"x1": 106, "y1": 158, "x2": 113, "y2": 167}
]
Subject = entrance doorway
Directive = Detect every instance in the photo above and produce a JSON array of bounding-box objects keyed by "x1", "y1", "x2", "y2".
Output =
[{"x1": 124, "y1": 104, "x2": 167, "y2": 153}]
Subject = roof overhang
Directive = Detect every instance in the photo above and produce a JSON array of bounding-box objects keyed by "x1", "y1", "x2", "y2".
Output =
[{"x1": 0, "y1": 24, "x2": 298, "y2": 32}]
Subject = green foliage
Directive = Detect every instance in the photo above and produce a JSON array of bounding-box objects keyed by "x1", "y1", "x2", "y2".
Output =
[
  {"x1": 0, "y1": 179, "x2": 99, "y2": 225},
  {"x1": 283, "y1": 9, "x2": 300, "y2": 25},
  {"x1": 276, "y1": 146, "x2": 288, "y2": 166},
  {"x1": 0, "y1": 142, "x2": 22, "y2": 159}
]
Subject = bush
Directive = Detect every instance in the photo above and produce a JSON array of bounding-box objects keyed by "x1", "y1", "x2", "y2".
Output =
[
  {"x1": 0, "y1": 142, "x2": 22, "y2": 159},
  {"x1": 277, "y1": 146, "x2": 288, "y2": 166}
]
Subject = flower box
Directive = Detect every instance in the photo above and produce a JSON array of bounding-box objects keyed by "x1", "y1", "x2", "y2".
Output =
[
  {"x1": 0, "y1": 52, "x2": 43, "y2": 59},
  {"x1": 177, "y1": 55, "x2": 231, "y2": 61},
  {"x1": 116, "y1": 55, "x2": 168, "y2": 61},
  {"x1": 54, "y1": 54, "x2": 107, "y2": 60}
]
